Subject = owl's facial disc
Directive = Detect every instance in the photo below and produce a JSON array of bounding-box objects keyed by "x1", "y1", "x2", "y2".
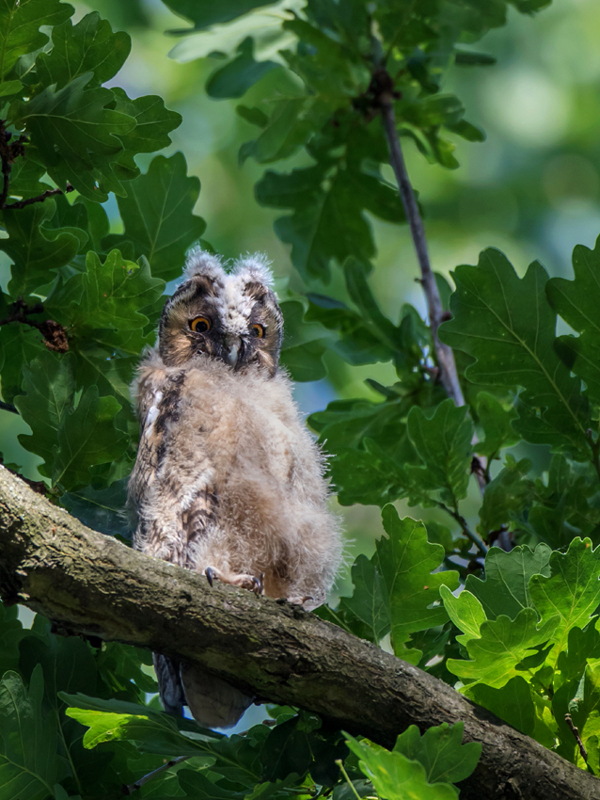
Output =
[{"x1": 158, "y1": 269, "x2": 283, "y2": 376}]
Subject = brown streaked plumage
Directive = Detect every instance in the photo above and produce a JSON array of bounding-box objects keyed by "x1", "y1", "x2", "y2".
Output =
[{"x1": 128, "y1": 249, "x2": 342, "y2": 729}]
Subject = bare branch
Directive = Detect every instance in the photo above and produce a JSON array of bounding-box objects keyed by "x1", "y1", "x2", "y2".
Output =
[
  {"x1": 565, "y1": 714, "x2": 588, "y2": 764},
  {"x1": 0, "y1": 400, "x2": 18, "y2": 414},
  {"x1": 0, "y1": 466, "x2": 597, "y2": 800},
  {"x1": 437, "y1": 501, "x2": 488, "y2": 557},
  {"x1": 375, "y1": 76, "x2": 465, "y2": 406},
  {"x1": 3, "y1": 182, "x2": 74, "y2": 210},
  {"x1": 124, "y1": 756, "x2": 190, "y2": 795}
]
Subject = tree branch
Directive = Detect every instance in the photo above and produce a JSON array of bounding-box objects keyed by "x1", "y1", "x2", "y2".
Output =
[
  {"x1": 373, "y1": 73, "x2": 465, "y2": 407},
  {"x1": 370, "y1": 70, "x2": 493, "y2": 515},
  {"x1": 0, "y1": 466, "x2": 596, "y2": 800},
  {"x1": 0, "y1": 400, "x2": 17, "y2": 414},
  {"x1": 124, "y1": 756, "x2": 190, "y2": 795},
  {"x1": 437, "y1": 502, "x2": 488, "y2": 557},
  {"x1": 565, "y1": 714, "x2": 588, "y2": 765},
  {"x1": 3, "y1": 183, "x2": 74, "y2": 210}
]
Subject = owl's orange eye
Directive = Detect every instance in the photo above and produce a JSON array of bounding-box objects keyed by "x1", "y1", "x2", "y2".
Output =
[
  {"x1": 190, "y1": 316, "x2": 211, "y2": 333},
  {"x1": 251, "y1": 324, "x2": 265, "y2": 339}
]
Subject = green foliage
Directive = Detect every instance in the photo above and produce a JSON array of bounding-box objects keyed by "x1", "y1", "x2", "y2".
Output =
[
  {"x1": 318, "y1": 505, "x2": 457, "y2": 667},
  {"x1": 345, "y1": 723, "x2": 480, "y2": 799},
  {"x1": 440, "y1": 249, "x2": 590, "y2": 459},
  {"x1": 441, "y1": 539, "x2": 600, "y2": 766}
]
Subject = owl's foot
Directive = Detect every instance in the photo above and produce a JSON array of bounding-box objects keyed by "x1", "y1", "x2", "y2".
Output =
[
  {"x1": 287, "y1": 595, "x2": 314, "y2": 606},
  {"x1": 205, "y1": 566, "x2": 264, "y2": 595}
]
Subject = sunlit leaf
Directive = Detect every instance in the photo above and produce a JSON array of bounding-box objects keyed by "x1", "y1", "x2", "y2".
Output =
[
  {"x1": 62, "y1": 694, "x2": 218, "y2": 757},
  {"x1": 447, "y1": 607, "x2": 559, "y2": 688},
  {"x1": 439, "y1": 586, "x2": 486, "y2": 645},
  {"x1": 529, "y1": 537, "x2": 600, "y2": 667},
  {"x1": 345, "y1": 734, "x2": 460, "y2": 800},
  {"x1": 464, "y1": 543, "x2": 552, "y2": 621},
  {"x1": 393, "y1": 722, "x2": 481, "y2": 785}
]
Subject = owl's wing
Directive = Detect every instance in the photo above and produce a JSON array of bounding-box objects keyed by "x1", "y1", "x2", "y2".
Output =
[
  {"x1": 180, "y1": 664, "x2": 252, "y2": 729},
  {"x1": 130, "y1": 366, "x2": 252, "y2": 725},
  {"x1": 130, "y1": 369, "x2": 218, "y2": 565}
]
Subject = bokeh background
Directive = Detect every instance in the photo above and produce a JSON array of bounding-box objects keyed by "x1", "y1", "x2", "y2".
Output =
[{"x1": 4, "y1": 0, "x2": 600, "y2": 596}]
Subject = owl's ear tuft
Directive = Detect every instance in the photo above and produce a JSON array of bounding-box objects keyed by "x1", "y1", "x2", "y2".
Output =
[
  {"x1": 184, "y1": 247, "x2": 225, "y2": 281},
  {"x1": 232, "y1": 253, "x2": 274, "y2": 288}
]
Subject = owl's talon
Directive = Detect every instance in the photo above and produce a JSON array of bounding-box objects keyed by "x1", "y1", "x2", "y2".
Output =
[
  {"x1": 287, "y1": 595, "x2": 314, "y2": 606},
  {"x1": 204, "y1": 566, "x2": 264, "y2": 594}
]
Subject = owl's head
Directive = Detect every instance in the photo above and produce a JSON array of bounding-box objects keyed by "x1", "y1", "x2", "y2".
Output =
[{"x1": 158, "y1": 249, "x2": 284, "y2": 376}]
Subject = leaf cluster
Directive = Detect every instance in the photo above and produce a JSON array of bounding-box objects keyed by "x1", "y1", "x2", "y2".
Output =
[
  {"x1": 168, "y1": 0, "x2": 549, "y2": 284},
  {"x1": 0, "y1": 4, "x2": 208, "y2": 510},
  {"x1": 441, "y1": 538, "x2": 600, "y2": 772}
]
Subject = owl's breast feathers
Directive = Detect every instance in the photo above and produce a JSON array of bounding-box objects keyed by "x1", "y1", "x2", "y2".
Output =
[{"x1": 129, "y1": 350, "x2": 341, "y2": 604}]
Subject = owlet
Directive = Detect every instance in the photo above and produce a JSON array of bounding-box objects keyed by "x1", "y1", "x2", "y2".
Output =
[{"x1": 128, "y1": 249, "x2": 342, "y2": 728}]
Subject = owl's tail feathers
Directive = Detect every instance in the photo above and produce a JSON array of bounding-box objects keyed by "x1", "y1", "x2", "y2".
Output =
[
  {"x1": 180, "y1": 662, "x2": 253, "y2": 729},
  {"x1": 153, "y1": 653, "x2": 186, "y2": 716}
]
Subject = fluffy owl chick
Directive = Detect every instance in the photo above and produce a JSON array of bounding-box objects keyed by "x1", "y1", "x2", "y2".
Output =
[{"x1": 128, "y1": 249, "x2": 342, "y2": 728}]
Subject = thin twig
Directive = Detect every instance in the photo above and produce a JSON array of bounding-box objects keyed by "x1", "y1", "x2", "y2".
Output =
[
  {"x1": 0, "y1": 400, "x2": 17, "y2": 414},
  {"x1": 335, "y1": 760, "x2": 363, "y2": 800},
  {"x1": 378, "y1": 86, "x2": 465, "y2": 406},
  {"x1": 123, "y1": 755, "x2": 189, "y2": 795},
  {"x1": 368, "y1": 70, "x2": 500, "y2": 551},
  {"x1": 565, "y1": 714, "x2": 587, "y2": 763},
  {"x1": 3, "y1": 183, "x2": 74, "y2": 210},
  {"x1": 438, "y1": 502, "x2": 488, "y2": 557},
  {"x1": 0, "y1": 299, "x2": 44, "y2": 326}
]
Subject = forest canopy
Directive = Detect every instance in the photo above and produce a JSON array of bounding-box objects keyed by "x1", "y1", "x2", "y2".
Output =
[{"x1": 2, "y1": 0, "x2": 600, "y2": 798}]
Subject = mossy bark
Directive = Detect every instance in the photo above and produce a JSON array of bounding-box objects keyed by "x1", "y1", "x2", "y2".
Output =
[{"x1": 0, "y1": 466, "x2": 597, "y2": 800}]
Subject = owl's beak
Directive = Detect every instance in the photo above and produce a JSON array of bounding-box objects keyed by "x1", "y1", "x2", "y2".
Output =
[{"x1": 225, "y1": 336, "x2": 242, "y2": 367}]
